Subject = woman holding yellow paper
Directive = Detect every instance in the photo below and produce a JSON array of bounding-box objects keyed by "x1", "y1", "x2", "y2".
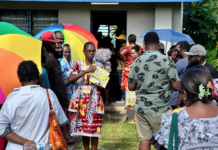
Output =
[{"x1": 68, "y1": 42, "x2": 104, "y2": 150}]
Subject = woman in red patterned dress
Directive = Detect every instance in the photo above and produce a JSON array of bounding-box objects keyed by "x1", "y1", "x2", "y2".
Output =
[
  {"x1": 120, "y1": 34, "x2": 143, "y2": 102},
  {"x1": 68, "y1": 42, "x2": 104, "y2": 150}
]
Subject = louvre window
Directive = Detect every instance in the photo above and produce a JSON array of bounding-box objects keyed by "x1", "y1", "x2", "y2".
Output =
[{"x1": 0, "y1": 10, "x2": 58, "y2": 36}]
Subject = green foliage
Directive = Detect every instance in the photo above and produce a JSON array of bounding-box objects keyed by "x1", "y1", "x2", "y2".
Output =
[
  {"x1": 184, "y1": 0, "x2": 218, "y2": 49},
  {"x1": 205, "y1": 47, "x2": 218, "y2": 71},
  {"x1": 184, "y1": 1, "x2": 218, "y2": 70}
]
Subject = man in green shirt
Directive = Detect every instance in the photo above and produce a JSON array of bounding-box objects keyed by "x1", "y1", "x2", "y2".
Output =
[{"x1": 128, "y1": 32, "x2": 180, "y2": 150}]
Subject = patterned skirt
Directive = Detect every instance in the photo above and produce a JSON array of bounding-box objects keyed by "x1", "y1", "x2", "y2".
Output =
[{"x1": 69, "y1": 93, "x2": 104, "y2": 137}]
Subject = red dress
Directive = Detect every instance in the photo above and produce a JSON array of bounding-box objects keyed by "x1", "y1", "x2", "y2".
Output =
[
  {"x1": 68, "y1": 61, "x2": 104, "y2": 137},
  {"x1": 121, "y1": 45, "x2": 143, "y2": 90}
]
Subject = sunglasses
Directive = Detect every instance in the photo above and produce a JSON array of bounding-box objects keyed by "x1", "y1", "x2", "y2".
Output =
[
  {"x1": 175, "y1": 49, "x2": 184, "y2": 52},
  {"x1": 188, "y1": 55, "x2": 198, "y2": 59}
]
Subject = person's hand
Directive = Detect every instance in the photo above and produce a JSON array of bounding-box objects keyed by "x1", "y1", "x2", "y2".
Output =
[
  {"x1": 85, "y1": 65, "x2": 96, "y2": 73},
  {"x1": 97, "y1": 83, "x2": 103, "y2": 89},
  {"x1": 23, "y1": 140, "x2": 36, "y2": 147}
]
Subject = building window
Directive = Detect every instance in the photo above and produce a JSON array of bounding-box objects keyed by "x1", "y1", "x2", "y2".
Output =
[
  {"x1": 98, "y1": 24, "x2": 118, "y2": 46},
  {"x1": 0, "y1": 10, "x2": 58, "y2": 36}
]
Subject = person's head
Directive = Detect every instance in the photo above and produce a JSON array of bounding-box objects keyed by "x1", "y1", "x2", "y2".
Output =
[
  {"x1": 167, "y1": 45, "x2": 176, "y2": 56},
  {"x1": 180, "y1": 65, "x2": 213, "y2": 107},
  {"x1": 128, "y1": 34, "x2": 136, "y2": 44},
  {"x1": 17, "y1": 61, "x2": 40, "y2": 85},
  {"x1": 184, "y1": 44, "x2": 206, "y2": 68},
  {"x1": 131, "y1": 45, "x2": 140, "y2": 59},
  {"x1": 42, "y1": 40, "x2": 56, "y2": 54},
  {"x1": 41, "y1": 31, "x2": 60, "y2": 54},
  {"x1": 62, "y1": 44, "x2": 71, "y2": 61},
  {"x1": 98, "y1": 39, "x2": 106, "y2": 49},
  {"x1": 143, "y1": 32, "x2": 160, "y2": 51},
  {"x1": 103, "y1": 37, "x2": 112, "y2": 48},
  {"x1": 167, "y1": 49, "x2": 175, "y2": 57},
  {"x1": 54, "y1": 31, "x2": 64, "y2": 42},
  {"x1": 175, "y1": 41, "x2": 190, "y2": 58},
  {"x1": 83, "y1": 42, "x2": 96, "y2": 61},
  {"x1": 54, "y1": 42, "x2": 63, "y2": 59}
]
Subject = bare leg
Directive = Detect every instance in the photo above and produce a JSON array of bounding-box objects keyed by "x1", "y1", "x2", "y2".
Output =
[
  {"x1": 105, "y1": 89, "x2": 110, "y2": 104},
  {"x1": 82, "y1": 136, "x2": 90, "y2": 150},
  {"x1": 139, "y1": 140, "x2": 150, "y2": 150},
  {"x1": 91, "y1": 137, "x2": 98, "y2": 150},
  {"x1": 128, "y1": 114, "x2": 136, "y2": 124}
]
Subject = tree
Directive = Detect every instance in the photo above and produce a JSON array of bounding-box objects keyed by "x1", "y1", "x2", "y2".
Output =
[
  {"x1": 184, "y1": 1, "x2": 218, "y2": 70},
  {"x1": 183, "y1": 0, "x2": 218, "y2": 49}
]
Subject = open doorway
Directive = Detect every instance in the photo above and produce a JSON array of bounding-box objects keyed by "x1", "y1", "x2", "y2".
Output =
[{"x1": 91, "y1": 11, "x2": 127, "y2": 103}]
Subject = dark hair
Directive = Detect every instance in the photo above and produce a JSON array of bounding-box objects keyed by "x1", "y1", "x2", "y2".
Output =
[
  {"x1": 170, "y1": 45, "x2": 176, "y2": 50},
  {"x1": 181, "y1": 66, "x2": 213, "y2": 106},
  {"x1": 42, "y1": 40, "x2": 54, "y2": 53},
  {"x1": 131, "y1": 45, "x2": 140, "y2": 53},
  {"x1": 17, "y1": 61, "x2": 39, "y2": 82},
  {"x1": 167, "y1": 49, "x2": 175, "y2": 56},
  {"x1": 98, "y1": 39, "x2": 106, "y2": 48},
  {"x1": 176, "y1": 41, "x2": 190, "y2": 52},
  {"x1": 83, "y1": 42, "x2": 95, "y2": 51},
  {"x1": 128, "y1": 34, "x2": 137, "y2": 43},
  {"x1": 63, "y1": 43, "x2": 70, "y2": 48},
  {"x1": 54, "y1": 31, "x2": 62, "y2": 34},
  {"x1": 143, "y1": 32, "x2": 159, "y2": 46}
]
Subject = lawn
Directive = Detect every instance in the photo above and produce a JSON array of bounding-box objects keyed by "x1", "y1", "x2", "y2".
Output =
[{"x1": 69, "y1": 121, "x2": 140, "y2": 150}]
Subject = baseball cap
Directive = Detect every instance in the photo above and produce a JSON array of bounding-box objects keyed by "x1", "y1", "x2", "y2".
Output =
[
  {"x1": 40, "y1": 31, "x2": 61, "y2": 43},
  {"x1": 116, "y1": 34, "x2": 126, "y2": 40},
  {"x1": 184, "y1": 44, "x2": 206, "y2": 56}
]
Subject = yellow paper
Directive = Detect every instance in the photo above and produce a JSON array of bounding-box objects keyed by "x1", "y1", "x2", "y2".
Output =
[
  {"x1": 91, "y1": 66, "x2": 109, "y2": 80},
  {"x1": 90, "y1": 67, "x2": 110, "y2": 88}
]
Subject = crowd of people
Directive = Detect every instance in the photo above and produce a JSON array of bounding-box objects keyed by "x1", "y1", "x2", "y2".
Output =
[{"x1": 0, "y1": 29, "x2": 218, "y2": 150}]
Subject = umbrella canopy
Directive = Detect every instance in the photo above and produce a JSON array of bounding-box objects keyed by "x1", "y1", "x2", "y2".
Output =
[
  {"x1": 139, "y1": 29, "x2": 195, "y2": 44},
  {"x1": 0, "y1": 22, "x2": 42, "y2": 104},
  {"x1": 35, "y1": 23, "x2": 98, "y2": 62}
]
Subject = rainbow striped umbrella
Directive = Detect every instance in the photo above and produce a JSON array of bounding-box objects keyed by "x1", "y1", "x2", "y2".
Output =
[
  {"x1": 0, "y1": 22, "x2": 42, "y2": 104},
  {"x1": 35, "y1": 23, "x2": 98, "y2": 62}
]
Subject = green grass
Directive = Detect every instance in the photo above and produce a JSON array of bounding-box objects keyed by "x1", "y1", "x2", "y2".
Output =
[{"x1": 70, "y1": 121, "x2": 139, "y2": 150}]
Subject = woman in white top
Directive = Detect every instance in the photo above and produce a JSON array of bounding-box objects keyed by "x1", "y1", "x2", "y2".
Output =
[
  {"x1": 151, "y1": 65, "x2": 218, "y2": 150},
  {"x1": 0, "y1": 61, "x2": 68, "y2": 150}
]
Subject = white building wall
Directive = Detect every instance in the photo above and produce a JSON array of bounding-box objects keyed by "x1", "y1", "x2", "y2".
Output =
[{"x1": 0, "y1": 1, "x2": 182, "y2": 47}]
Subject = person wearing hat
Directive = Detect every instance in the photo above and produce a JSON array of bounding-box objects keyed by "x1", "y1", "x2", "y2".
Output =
[
  {"x1": 185, "y1": 44, "x2": 218, "y2": 78},
  {"x1": 41, "y1": 31, "x2": 69, "y2": 113},
  {"x1": 177, "y1": 44, "x2": 218, "y2": 108}
]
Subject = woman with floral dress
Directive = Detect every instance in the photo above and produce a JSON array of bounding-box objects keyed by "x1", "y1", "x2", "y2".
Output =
[
  {"x1": 59, "y1": 44, "x2": 75, "y2": 143},
  {"x1": 68, "y1": 42, "x2": 104, "y2": 150},
  {"x1": 151, "y1": 66, "x2": 218, "y2": 150},
  {"x1": 120, "y1": 34, "x2": 143, "y2": 103}
]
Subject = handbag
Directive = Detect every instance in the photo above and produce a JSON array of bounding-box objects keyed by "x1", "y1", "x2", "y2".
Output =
[
  {"x1": 46, "y1": 90, "x2": 67, "y2": 150},
  {"x1": 167, "y1": 113, "x2": 179, "y2": 150}
]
